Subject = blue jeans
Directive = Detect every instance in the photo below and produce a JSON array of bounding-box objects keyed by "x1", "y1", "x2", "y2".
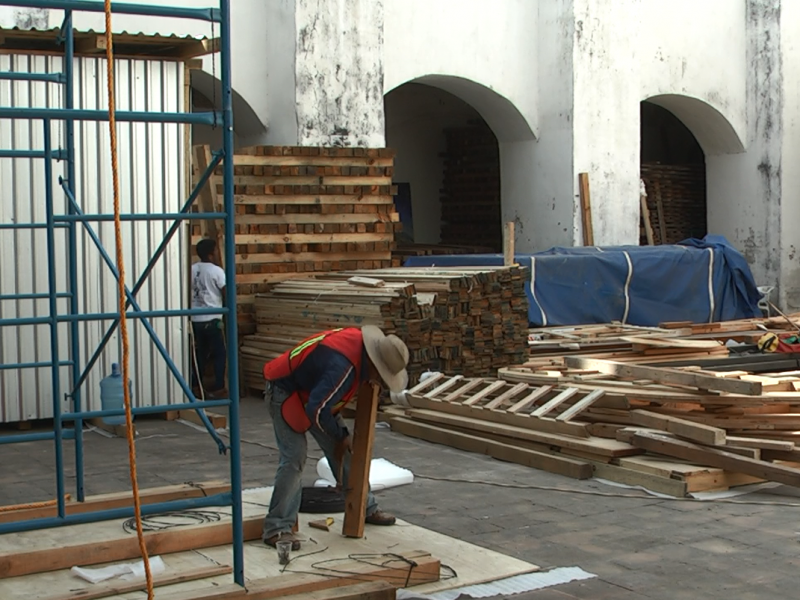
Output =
[{"x1": 262, "y1": 383, "x2": 379, "y2": 540}]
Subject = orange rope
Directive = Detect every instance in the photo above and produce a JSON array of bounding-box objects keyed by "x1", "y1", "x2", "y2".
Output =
[
  {"x1": 103, "y1": 2, "x2": 154, "y2": 599},
  {"x1": 0, "y1": 495, "x2": 71, "y2": 513}
]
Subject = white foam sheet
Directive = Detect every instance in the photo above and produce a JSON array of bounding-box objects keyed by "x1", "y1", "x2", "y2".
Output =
[
  {"x1": 397, "y1": 567, "x2": 597, "y2": 600},
  {"x1": 316, "y1": 457, "x2": 414, "y2": 491}
]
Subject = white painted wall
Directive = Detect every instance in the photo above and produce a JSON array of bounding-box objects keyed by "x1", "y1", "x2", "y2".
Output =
[
  {"x1": 780, "y1": 0, "x2": 800, "y2": 310},
  {"x1": 6, "y1": 0, "x2": 800, "y2": 306}
]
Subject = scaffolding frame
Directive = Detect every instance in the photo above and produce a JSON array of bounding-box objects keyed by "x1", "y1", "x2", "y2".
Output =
[{"x1": 0, "y1": 0, "x2": 244, "y2": 585}]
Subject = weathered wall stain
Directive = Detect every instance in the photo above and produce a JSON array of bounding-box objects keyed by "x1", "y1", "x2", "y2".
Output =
[
  {"x1": 746, "y1": 0, "x2": 782, "y2": 282},
  {"x1": 295, "y1": 0, "x2": 385, "y2": 147},
  {"x1": 13, "y1": 8, "x2": 48, "y2": 30}
]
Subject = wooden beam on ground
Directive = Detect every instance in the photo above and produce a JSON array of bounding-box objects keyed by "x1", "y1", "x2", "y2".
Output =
[
  {"x1": 281, "y1": 581, "x2": 396, "y2": 600},
  {"x1": 153, "y1": 584, "x2": 245, "y2": 600},
  {"x1": 630, "y1": 431, "x2": 800, "y2": 488},
  {"x1": 390, "y1": 417, "x2": 593, "y2": 480},
  {"x1": 503, "y1": 221, "x2": 515, "y2": 266},
  {"x1": 45, "y1": 565, "x2": 233, "y2": 600},
  {"x1": 406, "y1": 394, "x2": 591, "y2": 438},
  {"x1": 578, "y1": 173, "x2": 594, "y2": 246},
  {"x1": 630, "y1": 409, "x2": 726, "y2": 446},
  {"x1": 0, "y1": 516, "x2": 262, "y2": 578},
  {"x1": 243, "y1": 552, "x2": 440, "y2": 600},
  {"x1": 564, "y1": 356, "x2": 763, "y2": 396},
  {"x1": 405, "y1": 408, "x2": 640, "y2": 458},
  {"x1": 343, "y1": 383, "x2": 379, "y2": 538},
  {"x1": 0, "y1": 481, "x2": 230, "y2": 524}
]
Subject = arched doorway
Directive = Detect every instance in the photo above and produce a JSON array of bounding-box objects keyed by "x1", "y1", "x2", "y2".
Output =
[
  {"x1": 384, "y1": 76, "x2": 535, "y2": 254},
  {"x1": 639, "y1": 94, "x2": 745, "y2": 245},
  {"x1": 640, "y1": 101, "x2": 707, "y2": 244}
]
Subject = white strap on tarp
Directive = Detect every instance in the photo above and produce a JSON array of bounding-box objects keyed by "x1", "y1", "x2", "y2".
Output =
[
  {"x1": 622, "y1": 251, "x2": 633, "y2": 324},
  {"x1": 707, "y1": 247, "x2": 716, "y2": 322},
  {"x1": 529, "y1": 256, "x2": 547, "y2": 326}
]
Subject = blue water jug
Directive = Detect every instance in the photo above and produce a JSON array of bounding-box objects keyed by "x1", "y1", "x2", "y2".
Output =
[{"x1": 100, "y1": 363, "x2": 132, "y2": 425}]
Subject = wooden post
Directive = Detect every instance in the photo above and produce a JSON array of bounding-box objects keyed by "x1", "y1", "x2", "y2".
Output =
[
  {"x1": 192, "y1": 144, "x2": 224, "y2": 264},
  {"x1": 654, "y1": 182, "x2": 667, "y2": 244},
  {"x1": 342, "y1": 382, "x2": 380, "y2": 538},
  {"x1": 578, "y1": 173, "x2": 594, "y2": 246},
  {"x1": 503, "y1": 221, "x2": 515, "y2": 266},
  {"x1": 640, "y1": 180, "x2": 654, "y2": 246}
]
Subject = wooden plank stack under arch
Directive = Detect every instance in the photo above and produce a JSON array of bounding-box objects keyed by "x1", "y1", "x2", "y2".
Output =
[{"x1": 190, "y1": 145, "x2": 403, "y2": 331}]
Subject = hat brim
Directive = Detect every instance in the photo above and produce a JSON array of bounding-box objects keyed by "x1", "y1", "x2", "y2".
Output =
[{"x1": 362, "y1": 325, "x2": 409, "y2": 393}]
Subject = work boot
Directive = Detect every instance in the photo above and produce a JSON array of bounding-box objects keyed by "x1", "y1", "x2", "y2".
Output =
[
  {"x1": 263, "y1": 532, "x2": 301, "y2": 551},
  {"x1": 365, "y1": 510, "x2": 396, "y2": 526}
]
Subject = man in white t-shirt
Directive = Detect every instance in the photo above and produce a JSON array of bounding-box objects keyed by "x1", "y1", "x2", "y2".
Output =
[{"x1": 191, "y1": 238, "x2": 228, "y2": 397}]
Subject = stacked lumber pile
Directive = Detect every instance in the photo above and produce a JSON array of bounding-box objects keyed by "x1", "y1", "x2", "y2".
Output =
[
  {"x1": 388, "y1": 326, "x2": 800, "y2": 497},
  {"x1": 640, "y1": 163, "x2": 707, "y2": 245},
  {"x1": 393, "y1": 242, "x2": 495, "y2": 264},
  {"x1": 440, "y1": 122, "x2": 501, "y2": 250},
  {"x1": 239, "y1": 266, "x2": 529, "y2": 393},
  {"x1": 528, "y1": 322, "x2": 696, "y2": 356},
  {"x1": 191, "y1": 145, "x2": 402, "y2": 331}
]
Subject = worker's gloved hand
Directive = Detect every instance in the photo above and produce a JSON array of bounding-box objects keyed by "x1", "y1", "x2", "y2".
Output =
[{"x1": 334, "y1": 435, "x2": 352, "y2": 487}]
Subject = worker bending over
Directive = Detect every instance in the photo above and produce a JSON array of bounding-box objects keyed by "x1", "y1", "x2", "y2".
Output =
[{"x1": 261, "y1": 325, "x2": 410, "y2": 550}]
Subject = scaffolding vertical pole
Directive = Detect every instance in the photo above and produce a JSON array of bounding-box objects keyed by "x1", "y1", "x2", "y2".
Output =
[
  {"x1": 219, "y1": 0, "x2": 244, "y2": 585},
  {"x1": 63, "y1": 11, "x2": 85, "y2": 502},
  {"x1": 44, "y1": 118, "x2": 66, "y2": 518}
]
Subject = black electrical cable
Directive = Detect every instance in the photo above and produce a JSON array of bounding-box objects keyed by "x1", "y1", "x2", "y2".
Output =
[
  {"x1": 277, "y1": 552, "x2": 458, "y2": 585},
  {"x1": 122, "y1": 510, "x2": 222, "y2": 534}
]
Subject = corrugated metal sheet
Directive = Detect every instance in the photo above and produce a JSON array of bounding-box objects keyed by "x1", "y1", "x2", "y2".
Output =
[{"x1": 0, "y1": 53, "x2": 187, "y2": 422}]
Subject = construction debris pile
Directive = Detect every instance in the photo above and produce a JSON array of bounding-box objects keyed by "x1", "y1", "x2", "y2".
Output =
[
  {"x1": 240, "y1": 266, "x2": 529, "y2": 393},
  {"x1": 386, "y1": 316, "x2": 800, "y2": 497}
]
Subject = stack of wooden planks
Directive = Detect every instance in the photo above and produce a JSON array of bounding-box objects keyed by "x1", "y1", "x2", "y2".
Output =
[
  {"x1": 640, "y1": 163, "x2": 707, "y2": 245},
  {"x1": 239, "y1": 266, "x2": 529, "y2": 394},
  {"x1": 387, "y1": 329, "x2": 800, "y2": 497},
  {"x1": 191, "y1": 145, "x2": 402, "y2": 332}
]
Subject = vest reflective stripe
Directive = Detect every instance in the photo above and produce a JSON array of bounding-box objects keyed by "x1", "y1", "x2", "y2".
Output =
[{"x1": 289, "y1": 328, "x2": 342, "y2": 360}]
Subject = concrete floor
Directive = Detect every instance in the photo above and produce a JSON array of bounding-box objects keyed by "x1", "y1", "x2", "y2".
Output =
[{"x1": 2, "y1": 396, "x2": 800, "y2": 599}]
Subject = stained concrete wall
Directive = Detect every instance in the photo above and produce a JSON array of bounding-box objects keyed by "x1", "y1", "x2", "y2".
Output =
[{"x1": 780, "y1": 0, "x2": 800, "y2": 310}]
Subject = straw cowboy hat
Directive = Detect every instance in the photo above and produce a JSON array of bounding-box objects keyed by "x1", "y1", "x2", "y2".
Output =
[{"x1": 362, "y1": 325, "x2": 410, "y2": 393}]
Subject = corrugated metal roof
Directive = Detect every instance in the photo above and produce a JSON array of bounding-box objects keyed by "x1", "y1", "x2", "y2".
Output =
[
  {"x1": 0, "y1": 26, "x2": 216, "y2": 59},
  {"x1": 0, "y1": 25, "x2": 207, "y2": 41}
]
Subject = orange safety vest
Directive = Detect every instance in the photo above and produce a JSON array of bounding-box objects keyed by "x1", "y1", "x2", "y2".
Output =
[{"x1": 263, "y1": 328, "x2": 364, "y2": 433}]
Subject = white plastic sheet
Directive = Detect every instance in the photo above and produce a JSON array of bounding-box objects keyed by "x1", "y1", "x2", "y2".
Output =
[
  {"x1": 315, "y1": 457, "x2": 414, "y2": 491},
  {"x1": 71, "y1": 556, "x2": 166, "y2": 584}
]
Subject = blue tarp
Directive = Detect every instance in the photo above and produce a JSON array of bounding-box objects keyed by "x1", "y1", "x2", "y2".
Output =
[{"x1": 403, "y1": 235, "x2": 763, "y2": 327}]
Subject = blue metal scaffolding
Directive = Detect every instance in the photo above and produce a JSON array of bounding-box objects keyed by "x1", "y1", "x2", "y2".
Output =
[{"x1": 0, "y1": 0, "x2": 244, "y2": 585}]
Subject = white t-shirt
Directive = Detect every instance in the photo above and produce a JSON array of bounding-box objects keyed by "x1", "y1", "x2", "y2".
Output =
[{"x1": 191, "y1": 261, "x2": 226, "y2": 322}]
